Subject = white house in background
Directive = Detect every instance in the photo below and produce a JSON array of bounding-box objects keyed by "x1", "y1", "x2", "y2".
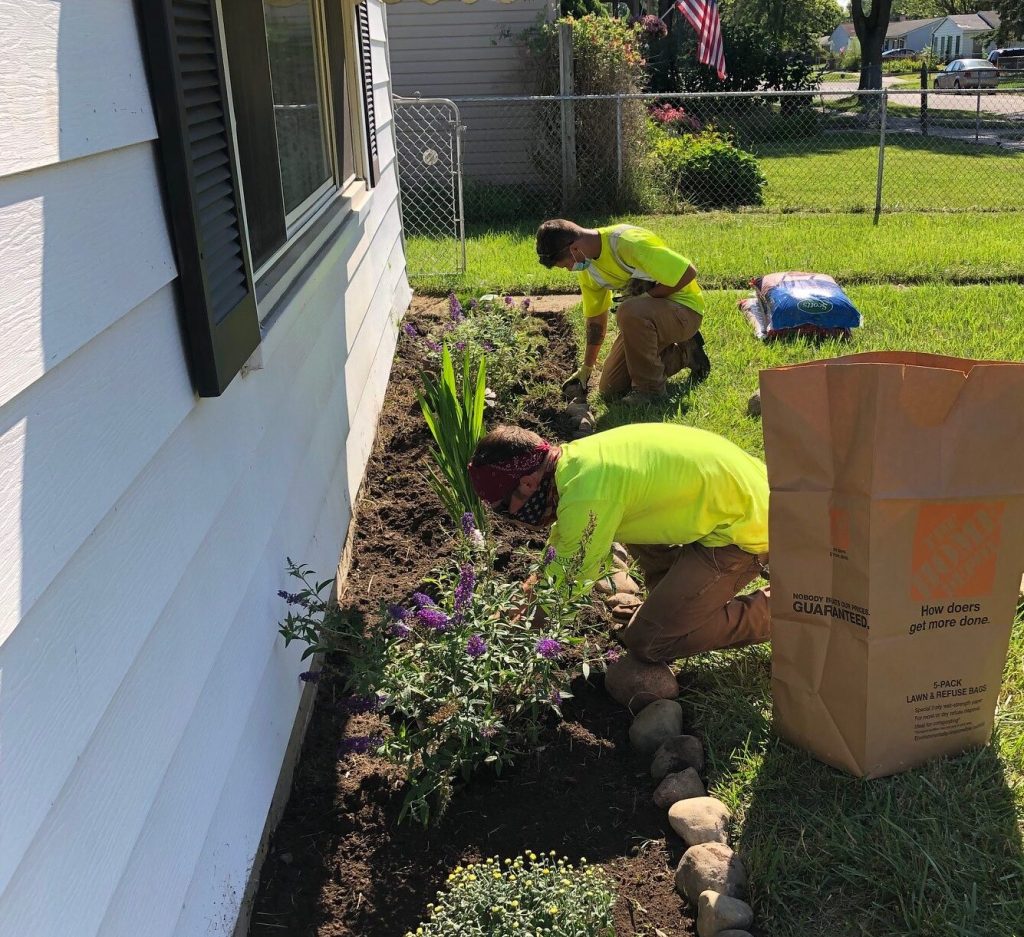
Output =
[
  {"x1": 387, "y1": 0, "x2": 557, "y2": 187},
  {"x1": 930, "y1": 11, "x2": 1002, "y2": 60},
  {"x1": 830, "y1": 22, "x2": 856, "y2": 54},
  {"x1": 883, "y1": 16, "x2": 942, "y2": 53},
  {"x1": 0, "y1": 0, "x2": 410, "y2": 935}
]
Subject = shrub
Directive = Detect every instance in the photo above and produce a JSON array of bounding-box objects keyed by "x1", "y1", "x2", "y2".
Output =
[
  {"x1": 409, "y1": 852, "x2": 616, "y2": 937},
  {"x1": 840, "y1": 38, "x2": 861, "y2": 72},
  {"x1": 650, "y1": 101, "x2": 703, "y2": 134},
  {"x1": 278, "y1": 521, "x2": 605, "y2": 824},
  {"x1": 653, "y1": 129, "x2": 767, "y2": 208}
]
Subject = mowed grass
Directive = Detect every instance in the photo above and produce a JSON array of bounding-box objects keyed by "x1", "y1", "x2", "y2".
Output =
[
  {"x1": 563, "y1": 280, "x2": 1024, "y2": 936},
  {"x1": 757, "y1": 137, "x2": 1024, "y2": 213},
  {"x1": 408, "y1": 212, "x2": 1024, "y2": 296}
]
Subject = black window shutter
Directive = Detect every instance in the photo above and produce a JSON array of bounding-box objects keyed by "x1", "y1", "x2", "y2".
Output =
[
  {"x1": 356, "y1": 0, "x2": 381, "y2": 186},
  {"x1": 136, "y1": 0, "x2": 261, "y2": 397}
]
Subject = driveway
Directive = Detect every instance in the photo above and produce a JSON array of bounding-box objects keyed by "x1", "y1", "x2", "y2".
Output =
[{"x1": 815, "y1": 77, "x2": 1023, "y2": 117}]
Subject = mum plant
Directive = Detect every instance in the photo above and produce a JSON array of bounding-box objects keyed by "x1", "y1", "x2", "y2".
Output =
[
  {"x1": 278, "y1": 515, "x2": 604, "y2": 825},
  {"x1": 407, "y1": 851, "x2": 616, "y2": 936}
]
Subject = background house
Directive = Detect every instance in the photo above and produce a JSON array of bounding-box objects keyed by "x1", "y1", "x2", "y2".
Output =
[
  {"x1": 0, "y1": 1, "x2": 408, "y2": 935},
  {"x1": 830, "y1": 21, "x2": 856, "y2": 54},
  {"x1": 930, "y1": 12, "x2": 1001, "y2": 60},
  {"x1": 883, "y1": 16, "x2": 942, "y2": 53}
]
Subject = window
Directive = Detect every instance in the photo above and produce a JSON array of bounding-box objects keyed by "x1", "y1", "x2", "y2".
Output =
[
  {"x1": 221, "y1": 0, "x2": 372, "y2": 272},
  {"x1": 135, "y1": 0, "x2": 379, "y2": 397}
]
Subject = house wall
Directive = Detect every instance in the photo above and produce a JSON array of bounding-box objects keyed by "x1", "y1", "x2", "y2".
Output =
[
  {"x1": 930, "y1": 20, "x2": 987, "y2": 58},
  {"x1": 0, "y1": 2, "x2": 409, "y2": 936},
  {"x1": 387, "y1": 0, "x2": 556, "y2": 187},
  {"x1": 830, "y1": 25, "x2": 853, "y2": 54}
]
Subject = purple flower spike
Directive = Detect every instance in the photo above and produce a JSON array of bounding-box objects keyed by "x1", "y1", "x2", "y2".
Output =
[
  {"x1": 339, "y1": 694, "x2": 378, "y2": 714},
  {"x1": 424, "y1": 338, "x2": 442, "y2": 353},
  {"x1": 550, "y1": 688, "x2": 563, "y2": 705},
  {"x1": 543, "y1": 546, "x2": 556, "y2": 565},
  {"x1": 604, "y1": 646, "x2": 621, "y2": 663},
  {"x1": 466, "y1": 634, "x2": 487, "y2": 658},
  {"x1": 504, "y1": 295, "x2": 514, "y2": 307},
  {"x1": 388, "y1": 604, "x2": 410, "y2": 620},
  {"x1": 299, "y1": 670, "x2": 320, "y2": 684},
  {"x1": 480, "y1": 340, "x2": 495, "y2": 353},
  {"x1": 461, "y1": 512, "x2": 477, "y2": 537},
  {"x1": 454, "y1": 340, "x2": 466, "y2": 351},
  {"x1": 521, "y1": 298, "x2": 532, "y2": 310},
  {"x1": 412, "y1": 592, "x2": 436, "y2": 608},
  {"x1": 338, "y1": 735, "x2": 382, "y2": 757},
  {"x1": 418, "y1": 607, "x2": 450, "y2": 632},
  {"x1": 448, "y1": 293, "x2": 464, "y2": 322},
  {"x1": 389, "y1": 621, "x2": 411, "y2": 639},
  {"x1": 402, "y1": 322, "x2": 418, "y2": 337},
  {"x1": 453, "y1": 563, "x2": 476, "y2": 618},
  {"x1": 536, "y1": 638, "x2": 563, "y2": 659},
  {"x1": 278, "y1": 590, "x2": 306, "y2": 606}
]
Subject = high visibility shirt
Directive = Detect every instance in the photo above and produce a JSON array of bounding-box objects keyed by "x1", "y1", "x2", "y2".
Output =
[
  {"x1": 579, "y1": 224, "x2": 705, "y2": 319},
  {"x1": 546, "y1": 424, "x2": 769, "y2": 587}
]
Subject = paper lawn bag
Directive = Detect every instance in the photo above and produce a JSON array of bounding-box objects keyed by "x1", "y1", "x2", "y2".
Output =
[{"x1": 761, "y1": 352, "x2": 1024, "y2": 779}]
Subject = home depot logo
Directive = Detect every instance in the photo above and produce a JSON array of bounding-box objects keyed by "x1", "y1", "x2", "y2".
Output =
[{"x1": 910, "y1": 502, "x2": 1004, "y2": 601}]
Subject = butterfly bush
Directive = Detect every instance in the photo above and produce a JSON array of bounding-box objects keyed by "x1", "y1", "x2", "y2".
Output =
[{"x1": 277, "y1": 519, "x2": 605, "y2": 825}]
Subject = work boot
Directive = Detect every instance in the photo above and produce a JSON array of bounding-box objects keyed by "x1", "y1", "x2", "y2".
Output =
[
  {"x1": 687, "y1": 332, "x2": 712, "y2": 384},
  {"x1": 619, "y1": 387, "x2": 669, "y2": 407},
  {"x1": 661, "y1": 342, "x2": 687, "y2": 378}
]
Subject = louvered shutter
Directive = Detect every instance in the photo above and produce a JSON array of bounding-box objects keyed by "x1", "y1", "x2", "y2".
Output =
[
  {"x1": 356, "y1": 0, "x2": 381, "y2": 186},
  {"x1": 137, "y1": 0, "x2": 261, "y2": 397}
]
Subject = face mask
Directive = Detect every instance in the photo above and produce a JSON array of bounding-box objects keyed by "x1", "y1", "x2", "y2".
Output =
[
  {"x1": 570, "y1": 248, "x2": 590, "y2": 273},
  {"x1": 509, "y1": 473, "x2": 553, "y2": 526}
]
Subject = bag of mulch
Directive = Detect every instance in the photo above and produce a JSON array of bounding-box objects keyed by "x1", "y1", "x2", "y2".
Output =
[{"x1": 750, "y1": 271, "x2": 861, "y2": 341}]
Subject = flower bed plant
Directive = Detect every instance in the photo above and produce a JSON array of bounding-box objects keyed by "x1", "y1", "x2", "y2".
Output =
[
  {"x1": 279, "y1": 515, "x2": 603, "y2": 824},
  {"x1": 407, "y1": 852, "x2": 616, "y2": 937}
]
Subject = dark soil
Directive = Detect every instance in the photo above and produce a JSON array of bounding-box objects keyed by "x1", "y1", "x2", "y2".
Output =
[{"x1": 248, "y1": 296, "x2": 697, "y2": 937}]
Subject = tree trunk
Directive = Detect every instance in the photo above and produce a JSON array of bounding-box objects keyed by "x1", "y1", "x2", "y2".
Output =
[{"x1": 851, "y1": 0, "x2": 893, "y2": 90}]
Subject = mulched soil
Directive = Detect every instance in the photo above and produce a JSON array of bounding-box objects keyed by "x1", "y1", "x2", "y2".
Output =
[{"x1": 248, "y1": 296, "x2": 697, "y2": 937}]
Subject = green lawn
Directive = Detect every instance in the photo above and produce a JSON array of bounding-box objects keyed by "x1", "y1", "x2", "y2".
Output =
[
  {"x1": 409, "y1": 212, "x2": 1024, "y2": 295},
  {"x1": 434, "y1": 221, "x2": 1024, "y2": 934},
  {"x1": 568, "y1": 279, "x2": 1024, "y2": 936}
]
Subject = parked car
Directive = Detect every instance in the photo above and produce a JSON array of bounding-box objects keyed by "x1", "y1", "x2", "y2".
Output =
[
  {"x1": 882, "y1": 48, "x2": 918, "y2": 60},
  {"x1": 988, "y1": 47, "x2": 1024, "y2": 72},
  {"x1": 933, "y1": 58, "x2": 999, "y2": 89}
]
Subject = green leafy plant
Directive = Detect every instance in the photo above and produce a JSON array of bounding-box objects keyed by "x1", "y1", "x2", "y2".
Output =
[
  {"x1": 418, "y1": 342, "x2": 488, "y2": 530},
  {"x1": 653, "y1": 128, "x2": 767, "y2": 209},
  {"x1": 408, "y1": 852, "x2": 616, "y2": 936}
]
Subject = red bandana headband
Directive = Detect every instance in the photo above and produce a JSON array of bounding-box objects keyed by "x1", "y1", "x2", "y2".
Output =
[{"x1": 468, "y1": 442, "x2": 551, "y2": 504}]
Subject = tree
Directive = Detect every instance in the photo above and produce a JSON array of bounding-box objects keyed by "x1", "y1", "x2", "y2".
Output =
[
  {"x1": 851, "y1": 0, "x2": 894, "y2": 89},
  {"x1": 994, "y1": 0, "x2": 1024, "y2": 44},
  {"x1": 891, "y1": 0, "x2": 980, "y2": 16}
]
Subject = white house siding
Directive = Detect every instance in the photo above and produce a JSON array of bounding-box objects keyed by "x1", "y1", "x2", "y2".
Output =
[
  {"x1": 0, "y1": 1, "x2": 409, "y2": 936},
  {"x1": 830, "y1": 24, "x2": 855, "y2": 54},
  {"x1": 387, "y1": 0, "x2": 556, "y2": 188},
  {"x1": 930, "y1": 18, "x2": 992, "y2": 59}
]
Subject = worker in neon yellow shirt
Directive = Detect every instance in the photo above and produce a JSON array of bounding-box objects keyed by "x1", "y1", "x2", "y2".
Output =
[
  {"x1": 536, "y1": 218, "x2": 710, "y2": 406},
  {"x1": 468, "y1": 423, "x2": 770, "y2": 701}
]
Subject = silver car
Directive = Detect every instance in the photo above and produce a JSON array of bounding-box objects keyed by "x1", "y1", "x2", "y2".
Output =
[{"x1": 933, "y1": 58, "x2": 999, "y2": 90}]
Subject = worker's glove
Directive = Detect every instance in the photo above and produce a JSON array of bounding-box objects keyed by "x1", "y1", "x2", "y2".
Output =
[{"x1": 561, "y1": 364, "x2": 593, "y2": 397}]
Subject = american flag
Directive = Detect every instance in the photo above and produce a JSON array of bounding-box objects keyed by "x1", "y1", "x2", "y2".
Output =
[{"x1": 674, "y1": 0, "x2": 727, "y2": 81}]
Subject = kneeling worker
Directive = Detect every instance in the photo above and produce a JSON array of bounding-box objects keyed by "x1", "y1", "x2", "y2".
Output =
[
  {"x1": 535, "y1": 219, "x2": 711, "y2": 406},
  {"x1": 467, "y1": 423, "x2": 770, "y2": 699}
]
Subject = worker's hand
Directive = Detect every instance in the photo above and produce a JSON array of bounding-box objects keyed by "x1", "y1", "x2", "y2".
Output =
[{"x1": 561, "y1": 364, "x2": 592, "y2": 396}]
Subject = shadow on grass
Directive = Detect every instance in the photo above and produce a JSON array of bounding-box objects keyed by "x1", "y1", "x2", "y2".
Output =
[{"x1": 686, "y1": 647, "x2": 1024, "y2": 937}]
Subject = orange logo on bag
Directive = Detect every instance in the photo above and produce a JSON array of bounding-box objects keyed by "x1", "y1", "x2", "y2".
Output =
[
  {"x1": 910, "y1": 502, "x2": 1004, "y2": 601},
  {"x1": 830, "y1": 507, "x2": 850, "y2": 552}
]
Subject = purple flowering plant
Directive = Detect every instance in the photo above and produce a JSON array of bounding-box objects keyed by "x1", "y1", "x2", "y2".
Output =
[{"x1": 276, "y1": 518, "x2": 605, "y2": 826}]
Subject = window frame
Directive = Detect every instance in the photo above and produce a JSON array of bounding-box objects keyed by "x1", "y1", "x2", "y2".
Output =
[{"x1": 217, "y1": 0, "x2": 376, "y2": 312}]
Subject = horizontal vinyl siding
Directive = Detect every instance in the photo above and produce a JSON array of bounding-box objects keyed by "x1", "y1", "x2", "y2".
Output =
[{"x1": 0, "y1": 0, "x2": 410, "y2": 935}]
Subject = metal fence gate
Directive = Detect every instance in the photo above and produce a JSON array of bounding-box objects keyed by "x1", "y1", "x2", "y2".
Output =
[{"x1": 393, "y1": 96, "x2": 466, "y2": 276}]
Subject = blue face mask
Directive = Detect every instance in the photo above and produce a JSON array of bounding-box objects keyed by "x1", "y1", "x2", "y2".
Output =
[{"x1": 570, "y1": 248, "x2": 590, "y2": 273}]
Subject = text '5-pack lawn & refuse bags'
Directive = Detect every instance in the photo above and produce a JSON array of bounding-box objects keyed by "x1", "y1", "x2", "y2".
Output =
[{"x1": 760, "y1": 351, "x2": 1024, "y2": 778}]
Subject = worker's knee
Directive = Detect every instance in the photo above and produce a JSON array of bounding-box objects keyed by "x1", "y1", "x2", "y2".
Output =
[{"x1": 615, "y1": 296, "x2": 651, "y2": 322}]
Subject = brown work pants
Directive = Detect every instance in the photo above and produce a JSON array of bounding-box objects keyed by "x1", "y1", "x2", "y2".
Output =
[
  {"x1": 619, "y1": 543, "x2": 771, "y2": 663},
  {"x1": 598, "y1": 295, "x2": 703, "y2": 397}
]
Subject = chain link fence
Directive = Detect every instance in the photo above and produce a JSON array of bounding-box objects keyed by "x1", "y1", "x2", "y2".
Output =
[{"x1": 395, "y1": 88, "x2": 1024, "y2": 276}]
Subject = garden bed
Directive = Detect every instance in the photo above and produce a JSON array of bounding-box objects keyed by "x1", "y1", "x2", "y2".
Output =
[{"x1": 248, "y1": 295, "x2": 697, "y2": 937}]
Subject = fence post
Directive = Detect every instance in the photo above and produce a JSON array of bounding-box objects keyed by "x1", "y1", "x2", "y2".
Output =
[
  {"x1": 874, "y1": 89, "x2": 888, "y2": 225},
  {"x1": 615, "y1": 96, "x2": 623, "y2": 196},
  {"x1": 558, "y1": 22, "x2": 577, "y2": 210},
  {"x1": 975, "y1": 83, "x2": 982, "y2": 142},
  {"x1": 920, "y1": 60, "x2": 929, "y2": 136}
]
